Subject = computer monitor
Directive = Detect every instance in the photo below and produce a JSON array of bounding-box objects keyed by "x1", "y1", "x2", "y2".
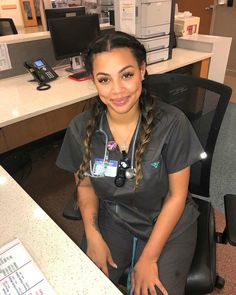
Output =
[
  {"x1": 45, "y1": 6, "x2": 86, "y2": 30},
  {"x1": 49, "y1": 14, "x2": 100, "y2": 73}
]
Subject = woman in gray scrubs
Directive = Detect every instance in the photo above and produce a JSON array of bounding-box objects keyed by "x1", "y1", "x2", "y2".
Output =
[{"x1": 57, "y1": 31, "x2": 204, "y2": 295}]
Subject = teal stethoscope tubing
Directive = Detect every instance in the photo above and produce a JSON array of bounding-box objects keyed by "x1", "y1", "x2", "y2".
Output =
[
  {"x1": 127, "y1": 236, "x2": 138, "y2": 295},
  {"x1": 85, "y1": 111, "x2": 141, "y2": 177}
]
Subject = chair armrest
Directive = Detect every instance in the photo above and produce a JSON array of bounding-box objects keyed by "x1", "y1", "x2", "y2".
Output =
[
  {"x1": 224, "y1": 194, "x2": 236, "y2": 246},
  {"x1": 63, "y1": 194, "x2": 82, "y2": 220}
]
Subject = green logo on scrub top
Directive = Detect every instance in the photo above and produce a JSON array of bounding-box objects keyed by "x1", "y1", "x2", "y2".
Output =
[{"x1": 151, "y1": 161, "x2": 160, "y2": 169}]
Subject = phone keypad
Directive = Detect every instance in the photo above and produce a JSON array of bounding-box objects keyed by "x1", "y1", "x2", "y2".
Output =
[{"x1": 46, "y1": 71, "x2": 55, "y2": 79}]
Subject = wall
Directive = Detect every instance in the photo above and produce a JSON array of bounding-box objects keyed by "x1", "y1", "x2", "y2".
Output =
[
  {"x1": 212, "y1": 4, "x2": 236, "y2": 75},
  {"x1": 0, "y1": 0, "x2": 23, "y2": 26},
  {"x1": 0, "y1": 38, "x2": 60, "y2": 79},
  {"x1": 42, "y1": 0, "x2": 51, "y2": 9}
]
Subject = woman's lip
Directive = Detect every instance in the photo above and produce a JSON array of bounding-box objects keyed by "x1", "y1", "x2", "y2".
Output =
[{"x1": 111, "y1": 97, "x2": 129, "y2": 106}]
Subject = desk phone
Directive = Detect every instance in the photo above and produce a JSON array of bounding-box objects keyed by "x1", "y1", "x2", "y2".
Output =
[{"x1": 24, "y1": 58, "x2": 58, "y2": 84}]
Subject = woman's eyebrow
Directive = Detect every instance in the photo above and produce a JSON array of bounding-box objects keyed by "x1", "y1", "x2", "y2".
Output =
[
  {"x1": 119, "y1": 65, "x2": 134, "y2": 73},
  {"x1": 96, "y1": 72, "x2": 109, "y2": 77},
  {"x1": 95, "y1": 65, "x2": 134, "y2": 77}
]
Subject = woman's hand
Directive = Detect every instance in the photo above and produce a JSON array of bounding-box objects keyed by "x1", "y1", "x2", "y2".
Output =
[
  {"x1": 86, "y1": 233, "x2": 117, "y2": 277},
  {"x1": 131, "y1": 256, "x2": 168, "y2": 295}
]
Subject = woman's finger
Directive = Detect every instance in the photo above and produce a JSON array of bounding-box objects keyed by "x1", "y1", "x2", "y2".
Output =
[
  {"x1": 131, "y1": 271, "x2": 135, "y2": 293},
  {"x1": 148, "y1": 286, "x2": 158, "y2": 295},
  {"x1": 101, "y1": 263, "x2": 109, "y2": 277},
  {"x1": 107, "y1": 252, "x2": 118, "y2": 269},
  {"x1": 155, "y1": 279, "x2": 168, "y2": 295},
  {"x1": 133, "y1": 282, "x2": 141, "y2": 295}
]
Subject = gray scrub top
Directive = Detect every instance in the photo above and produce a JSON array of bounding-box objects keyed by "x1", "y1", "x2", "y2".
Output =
[{"x1": 56, "y1": 100, "x2": 204, "y2": 241}]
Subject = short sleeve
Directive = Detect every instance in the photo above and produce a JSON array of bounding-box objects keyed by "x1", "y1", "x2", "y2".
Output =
[
  {"x1": 56, "y1": 119, "x2": 84, "y2": 173},
  {"x1": 163, "y1": 111, "x2": 205, "y2": 174}
]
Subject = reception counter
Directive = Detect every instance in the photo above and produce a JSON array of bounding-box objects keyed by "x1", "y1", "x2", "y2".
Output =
[
  {"x1": 0, "y1": 48, "x2": 212, "y2": 153},
  {"x1": 0, "y1": 165, "x2": 122, "y2": 295}
]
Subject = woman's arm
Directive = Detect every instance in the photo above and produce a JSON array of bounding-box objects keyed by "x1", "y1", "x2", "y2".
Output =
[
  {"x1": 75, "y1": 175, "x2": 117, "y2": 276},
  {"x1": 75, "y1": 175, "x2": 100, "y2": 238},
  {"x1": 132, "y1": 166, "x2": 190, "y2": 295}
]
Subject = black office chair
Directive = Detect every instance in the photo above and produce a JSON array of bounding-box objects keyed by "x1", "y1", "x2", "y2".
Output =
[
  {"x1": 63, "y1": 73, "x2": 236, "y2": 294},
  {"x1": 0, "y1": 18, "x2": 18, "y2": 36}
]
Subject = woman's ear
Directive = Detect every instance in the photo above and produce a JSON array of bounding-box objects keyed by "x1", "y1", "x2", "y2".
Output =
[
  {"x1": 140, "y1": 62, "x2": 146, "y2": 80},
  {"x1": 90, "y1": 73, "x2": 95, "y2": 82}
]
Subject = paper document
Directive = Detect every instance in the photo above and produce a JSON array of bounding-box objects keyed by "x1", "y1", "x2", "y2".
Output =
[
  {"x1": 0, "y1": 239, "x2": 56, "y2": 295},
  {"x1": 119, "y1": 0, "x2": 136, "y2": 35},
  {"x1": 0, "y1": 44, "x2": 12, "y2": 72}
]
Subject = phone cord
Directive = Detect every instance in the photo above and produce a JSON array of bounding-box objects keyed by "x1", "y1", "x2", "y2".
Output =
[{"x1": 37, "y1": 83, "x2": 51, "y2": 91}]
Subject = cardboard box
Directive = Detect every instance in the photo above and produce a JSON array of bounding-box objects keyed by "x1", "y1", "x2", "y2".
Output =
[{"x1": 174, "y1": 16, "x2": 200, "y2": 37}]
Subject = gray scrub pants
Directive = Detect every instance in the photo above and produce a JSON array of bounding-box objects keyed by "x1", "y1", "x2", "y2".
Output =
[{"x1": 81, "y1": 205, "x2": 197, "y2": 295}]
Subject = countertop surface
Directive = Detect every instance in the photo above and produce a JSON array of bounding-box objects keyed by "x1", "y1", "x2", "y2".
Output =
[{"x1": 0, "y1": 165, "x2": 122, "y2": 295}]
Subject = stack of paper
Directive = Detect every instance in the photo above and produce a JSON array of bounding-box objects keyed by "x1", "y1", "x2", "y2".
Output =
[{"x1": 0, "y1": 239, "x2": 56, "y2": 295}]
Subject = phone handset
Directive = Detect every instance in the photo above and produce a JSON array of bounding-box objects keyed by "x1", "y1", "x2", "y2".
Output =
[{"x1": 24, "y1": 58, "x2": 58, "y2": 91}]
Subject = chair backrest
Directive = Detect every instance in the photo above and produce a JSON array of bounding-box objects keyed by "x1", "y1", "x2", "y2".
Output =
[
  {"x1": 0, "y1": 18, "x2": 18, "y2": 36},
  {"x1": 146, "y1": 73, "x2": 232, "y2": 197}
]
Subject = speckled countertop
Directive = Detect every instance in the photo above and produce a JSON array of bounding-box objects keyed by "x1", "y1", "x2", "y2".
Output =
[{"x1": 0, "y1": 166, "x2": 122, "y2": 295}]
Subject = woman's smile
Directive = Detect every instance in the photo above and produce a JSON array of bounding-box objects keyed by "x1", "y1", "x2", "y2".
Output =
[{"x1": 110, "y1": 96, "x2": 130, "y2": 107}]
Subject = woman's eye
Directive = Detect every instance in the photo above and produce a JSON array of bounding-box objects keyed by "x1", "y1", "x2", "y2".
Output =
[
  {"x1": 97, "y1": 77, "x2": 110, "y2": 84},
  {"x1": 122, "y1": 72, "x2": 134, "y2": 79}
]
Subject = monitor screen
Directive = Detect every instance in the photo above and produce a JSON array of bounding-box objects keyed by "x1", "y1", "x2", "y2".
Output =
[
  {"x1": 49, "y1": 14, "x2": 100, "y2": 60},
  {"x1": 45, "y1": 6, "x2": 86, "y2": 30}
]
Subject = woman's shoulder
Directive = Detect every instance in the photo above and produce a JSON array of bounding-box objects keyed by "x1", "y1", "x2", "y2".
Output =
[
  {"x1": 155, "y1": 99, "x2": 185, "y2": 123},
  {"x1": 68, "y1": 109, "x2": 92, "y2": 134}
]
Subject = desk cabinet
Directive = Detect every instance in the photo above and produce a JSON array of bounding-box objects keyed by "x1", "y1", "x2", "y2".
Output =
[
  {"x1": 0, "y1": 129, "x2": 8, "y2": 152},
  {"x1": 0, "y1": 99, "x2": 94, "y2": 153}
]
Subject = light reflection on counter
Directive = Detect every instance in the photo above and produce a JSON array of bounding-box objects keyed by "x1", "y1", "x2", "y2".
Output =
[
  {"x1": 0, "y1": 176, "x2": 7, "y2": 185},
  {"x1": 12, "y1": 109, "x2": 20, "y2": 117},
  {"x1": 33, "y1": 207, "x2": 46, "y2": 219}
]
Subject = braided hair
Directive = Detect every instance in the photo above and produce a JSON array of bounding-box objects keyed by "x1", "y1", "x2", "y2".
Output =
[{"x1": 76, "y1": 31, "x2": 156, "y2": 189}]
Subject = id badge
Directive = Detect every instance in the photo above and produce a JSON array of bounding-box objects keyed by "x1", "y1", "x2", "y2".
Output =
[
  {"x1": 93, "y1": 158, "x2": 118, "y2": 177},
  {"x1": 105, "y1": 160, "x2": 118, "y2": 177}
]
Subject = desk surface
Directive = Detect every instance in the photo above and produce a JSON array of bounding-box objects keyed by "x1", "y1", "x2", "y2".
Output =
[
  {"x1": 0, "y1": 48, "x2": 212, "y2": 128},
  {"x1": 0, "y1": 165, "x2": 122, "y2": 295}
]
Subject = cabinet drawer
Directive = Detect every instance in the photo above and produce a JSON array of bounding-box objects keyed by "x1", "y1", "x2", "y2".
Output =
[
  {"x1": 146, "y1": 48, "x2": 169, "y2": 65},
  {"x1": 139, "y1": 35, "x2": 170, "y2": 52}
]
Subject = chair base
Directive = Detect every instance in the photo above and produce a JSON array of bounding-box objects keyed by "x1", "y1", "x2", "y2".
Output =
[{"x1": 215, "y1": 275, "x2": 225, "y2": 289}]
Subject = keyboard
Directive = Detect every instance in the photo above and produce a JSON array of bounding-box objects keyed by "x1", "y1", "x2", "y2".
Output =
[{"x1": 70, "y1": 71, "x2": 90, "y2": 80}]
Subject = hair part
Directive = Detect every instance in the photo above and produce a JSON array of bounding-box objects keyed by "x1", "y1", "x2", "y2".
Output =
[{"x1": 85, "y1": 31, "x2": 147, "y2": 75}]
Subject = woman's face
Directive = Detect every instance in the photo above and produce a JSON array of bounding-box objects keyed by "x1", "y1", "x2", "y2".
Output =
[{"x1": 92, "y1": 47, "x2": 146, "y2": 116}]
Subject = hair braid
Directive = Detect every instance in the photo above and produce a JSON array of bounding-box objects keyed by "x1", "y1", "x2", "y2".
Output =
[
  {"x1": 76, "y1": 98, "x2": 104, "y2": 185},
  {"x1": 134, "y1": 89, "x2": 156, "y2": 189}
]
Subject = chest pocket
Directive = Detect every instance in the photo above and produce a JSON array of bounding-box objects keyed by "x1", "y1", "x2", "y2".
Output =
[{"x1": 132, "y1": 147, "x2": 169, "y2": 214}]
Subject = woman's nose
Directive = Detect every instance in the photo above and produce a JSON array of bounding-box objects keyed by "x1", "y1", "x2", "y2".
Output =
[{"x1": 112, "y1": 79, "x2": 124, "y2": 94}]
